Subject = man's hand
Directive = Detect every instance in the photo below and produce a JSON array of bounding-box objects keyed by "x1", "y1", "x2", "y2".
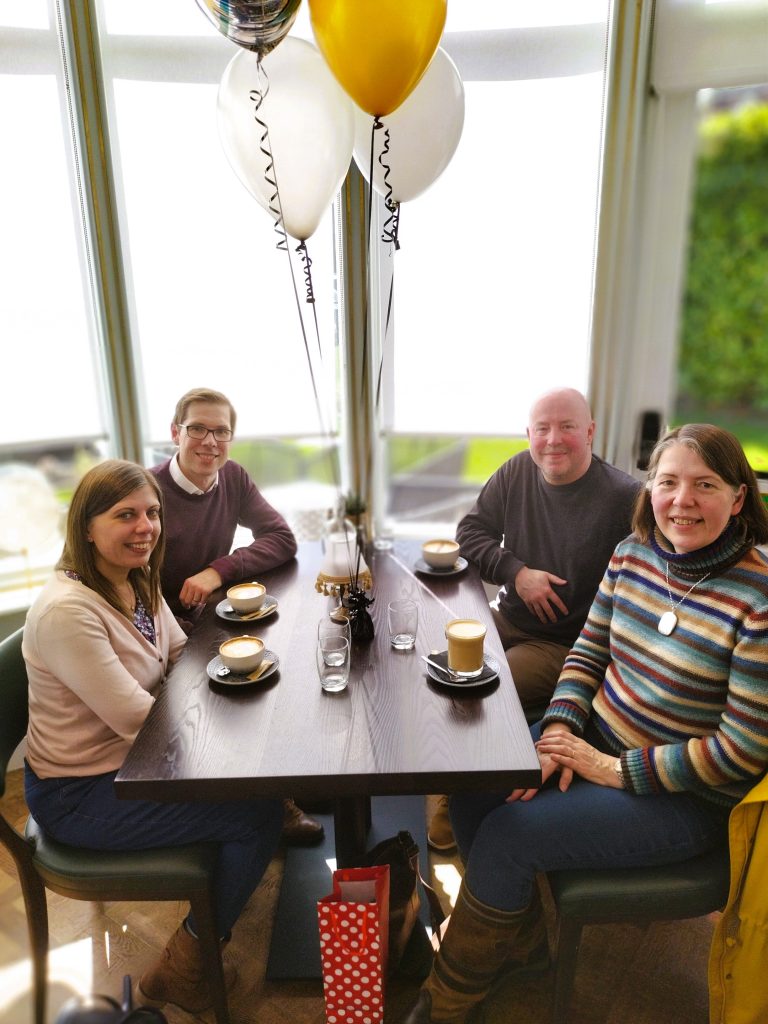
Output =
[
  {"x1": 514, "y1": 566, "x2": 569, "y2": 623},
  {"x1": 178, "y1": 568, "x2": 223, "y2": 609}
]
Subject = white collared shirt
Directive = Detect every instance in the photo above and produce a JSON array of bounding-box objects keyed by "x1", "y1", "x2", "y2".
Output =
[{"x1": 169, "y1": 453, "x2": 218, "y2": 495}]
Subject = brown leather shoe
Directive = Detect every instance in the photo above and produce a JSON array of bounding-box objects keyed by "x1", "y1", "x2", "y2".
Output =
[
  {"x1": 427, "y1": 795, "x2": 457, "y2": 853},
  {"x1": 282, "y1": 797, "x2": 325, "y2": 846}
]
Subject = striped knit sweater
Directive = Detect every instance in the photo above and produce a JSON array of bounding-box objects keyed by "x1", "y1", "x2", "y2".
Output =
[{"x1": 543, "y1": 524, "x2": 768, "y2": 807}]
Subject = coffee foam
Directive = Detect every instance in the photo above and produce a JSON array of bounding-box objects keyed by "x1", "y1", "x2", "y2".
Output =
[
  {"x1": 446, "y1": 620, "x2": 485, "y2": 640},
  {"x1": 222, "y1": 638, "x2": 263, "y2": 656}
]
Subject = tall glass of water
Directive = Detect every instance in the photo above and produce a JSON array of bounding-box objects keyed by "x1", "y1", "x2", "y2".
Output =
[{"x1": 317, "y1": 636, "x2": 350, "y2": 692}]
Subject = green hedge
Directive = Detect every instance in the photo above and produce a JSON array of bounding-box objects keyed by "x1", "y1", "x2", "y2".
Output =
[{"x1": 678, "y1": 102, "x2": 768, "y2": 411}]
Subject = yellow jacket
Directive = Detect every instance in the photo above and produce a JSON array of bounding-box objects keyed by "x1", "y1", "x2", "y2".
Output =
[{"x1": 709, "y1": 775, "x2": 768, "y2": 1024}]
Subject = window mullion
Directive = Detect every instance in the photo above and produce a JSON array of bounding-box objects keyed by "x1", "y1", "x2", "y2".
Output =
[{"x1": 56, "y1": 0, "x2": 142, "y2": 462}]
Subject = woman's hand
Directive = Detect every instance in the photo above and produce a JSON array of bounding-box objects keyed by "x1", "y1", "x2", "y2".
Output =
[
  {"x1": 506, "y1": 724, "x2": 574, "y2": 802},
  {"x1": 535, "y1": 730, "x2": 624, "y2": 790}
]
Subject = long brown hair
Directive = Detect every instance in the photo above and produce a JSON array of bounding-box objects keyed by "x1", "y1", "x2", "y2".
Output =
[
  {"x1": 57, "y1": 460, "x2": 166, "y2": 616},
  {"x1": 632, "y1": 424, "x2": 768, "y2": 545}
]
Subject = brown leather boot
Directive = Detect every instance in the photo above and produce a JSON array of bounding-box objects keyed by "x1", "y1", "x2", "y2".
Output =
[
  {"x1": 403, "y1": 882, "x2": 548, "y2": 1023},
  {"x1": 138, "y1": 922, "x2": 236, "y2": 1013},
  {"x1": 282, "y1": 796, "x2": 325, "y2": 845},
  {"x1": 427, "y1": 795, "x2": 457, "y2": 853}
]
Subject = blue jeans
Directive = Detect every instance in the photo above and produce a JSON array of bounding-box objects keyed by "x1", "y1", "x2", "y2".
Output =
[
  {"x1": 450, "y1": 722, "x2": 730, "y2": 912},
  {"x1": 24, "y1": 763, "x2": 283, "y2": 937}
]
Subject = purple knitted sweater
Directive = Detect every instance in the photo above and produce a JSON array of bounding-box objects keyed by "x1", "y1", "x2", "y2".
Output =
[{"x1": 151, "y1": 459, "x2": 297, "y2": 615}]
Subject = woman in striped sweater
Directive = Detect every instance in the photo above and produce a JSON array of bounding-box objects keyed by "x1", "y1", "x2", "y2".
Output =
[{"x1": 405, "y1": 424, "x2": 768, "y2": 1024}]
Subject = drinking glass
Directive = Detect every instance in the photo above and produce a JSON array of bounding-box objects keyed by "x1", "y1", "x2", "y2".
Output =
[
  {"x1": 318, "y1": 617, "x2": 351, "y2": 646},
  {"x1": 445, "y1": 618, "x2": 486, "y2": 678},
  {"x1": 388, "y1": 599, "x2": 418, "y2": 650},
  {"x1": 317, "y1": 636, "x2": 350, "y2": 692}
]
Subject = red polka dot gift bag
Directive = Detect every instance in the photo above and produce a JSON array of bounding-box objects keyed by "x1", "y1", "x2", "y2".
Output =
[{"x1": 317, "y1": 864, "x2": 390, "y2": 1023}]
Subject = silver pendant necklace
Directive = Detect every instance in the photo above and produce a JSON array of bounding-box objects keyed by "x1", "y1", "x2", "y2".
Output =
[{"x1": 658, "y1": 561, "x2": 711, "y2": 635}]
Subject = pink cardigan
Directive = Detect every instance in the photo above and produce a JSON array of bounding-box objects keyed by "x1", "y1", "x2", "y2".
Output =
[{"x1": 23, "y1": 571, "x2": 186, "y2": 778}]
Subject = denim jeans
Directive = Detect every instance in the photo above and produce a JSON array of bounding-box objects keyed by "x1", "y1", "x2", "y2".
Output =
[
  {"x1": 24, "y1": 763, "x2": 283, "y2": 937},
  {"x1": 450, "y1": 721, "x2": 730, "y2": 912}
]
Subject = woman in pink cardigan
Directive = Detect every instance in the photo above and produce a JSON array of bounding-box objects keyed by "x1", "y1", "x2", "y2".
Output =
[{"x1": 22, "y1": 460, "x2": 283, "y2": 1014}]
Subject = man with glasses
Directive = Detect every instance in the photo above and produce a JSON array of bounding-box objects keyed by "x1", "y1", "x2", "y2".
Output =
[
  {"x1": 152, "y1": 387, "x2": 297, "y2": 618},
  {"x1": 152, "y1": 388, "x2": 322, "y2": 845}
]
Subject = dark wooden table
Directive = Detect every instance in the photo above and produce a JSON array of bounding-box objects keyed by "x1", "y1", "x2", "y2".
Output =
[{"x1": 115, "y1": 541, "x2": 540, "y2": 864}]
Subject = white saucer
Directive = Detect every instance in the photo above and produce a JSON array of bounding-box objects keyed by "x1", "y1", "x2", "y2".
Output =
[
  {"x1": 215, "y1": 596, "x2": 278, "y2": 623},
  {"x1": 207, "y1": 651, "x2": 279, "y2": 686}
]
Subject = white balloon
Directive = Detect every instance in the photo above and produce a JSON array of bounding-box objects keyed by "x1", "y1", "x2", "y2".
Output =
[
  {"x1": 218, "y1": 38, "x2": 354, "y2": 241},
  {"x1": 353, "y1": 47, "x2": 464, "y2": 204}
]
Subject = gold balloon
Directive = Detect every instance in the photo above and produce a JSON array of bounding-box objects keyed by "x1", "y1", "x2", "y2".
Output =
[{"x1": 309, "y1": 0, "x2": 447, "y2": 116}]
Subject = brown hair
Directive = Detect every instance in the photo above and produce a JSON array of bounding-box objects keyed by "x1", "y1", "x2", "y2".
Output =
[
  {"x1": 172, "y1": 388, "x2": 237, "y2": 435},
  {"x1": 57, "y1": 460, "x2": 166, "y2": 616},
  {"x1": 632, "y1": 423, "x2": 768, "y2": 545}
]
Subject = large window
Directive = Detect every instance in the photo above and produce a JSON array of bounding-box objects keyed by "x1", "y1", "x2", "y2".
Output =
[
  {"x1": 97, "y1": 0, "x2": 342, "y2": 521},
  {"x1": 3, "y1": 0, "x2": 767, "y2": 617},
  {"x1": 1, "y1": 2, "x2": 109, "y2": 609},
  {"x1": 0, "y1": 0, "x2": 345, "y2": 613},
  {"x1": 374, "y1": 2, "x2": 612, "y2": 534},
  {"x1": 674, "y1": 85, "x2": 768, "y2": 480}
]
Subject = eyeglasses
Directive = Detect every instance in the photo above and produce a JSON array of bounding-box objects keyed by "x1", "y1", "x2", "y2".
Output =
[{"x1": 180, "y1": 423, "x2": 233, "y2": 442}]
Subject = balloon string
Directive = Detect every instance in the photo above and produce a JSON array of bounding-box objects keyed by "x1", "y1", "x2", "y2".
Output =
[
  {"x1": 360, "y1": 118, "x2": 396, "y2": 526},
  {"x1": 296, "y1": 240, "x2": 324, "y2": 367},
  {"x1": 383, "y1": 199, "x2": 400, "y2": 251},
  {"x1": 360, "y1": 117, "x2": 383, "y2": 413},
  {"x1": 249, "y1": 73, "x2": 288, "y2": 253},
  {"x1": 248, "y1": 68, "x2": 338, "y2": 490},
  {"x1": 377, "y1": 126, "x2": 400, "y2": 250},
  {"x1": 295, "y1": 241, "x2": 315, "y2": 304}
]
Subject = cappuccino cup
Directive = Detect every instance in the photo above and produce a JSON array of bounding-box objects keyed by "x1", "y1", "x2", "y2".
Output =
[
  {"x1": 422, "y1": 539, "x2": 460, "y2": 570},
  {"x1": 227, "y1": 581, "x2": 266, "y2": 614},
  {"x1": 219, "y1": 635, "x2": 265, "y2": 674},
  {"x1": 445, "y1": 618, "x2": 486, "y2": 678}
]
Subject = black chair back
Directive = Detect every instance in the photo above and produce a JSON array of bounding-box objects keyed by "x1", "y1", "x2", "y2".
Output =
[{"x1": 0, "y1": 628, "x2": 27, "y2": 796}]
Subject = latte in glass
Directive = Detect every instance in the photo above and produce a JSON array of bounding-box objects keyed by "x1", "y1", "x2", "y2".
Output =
[{"x1": 445, "y1": 618, "x2": 486, "y2": 678}]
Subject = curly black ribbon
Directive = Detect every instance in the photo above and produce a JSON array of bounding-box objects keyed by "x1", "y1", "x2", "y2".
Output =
[
  {"x1": 376, "y1": 125, "x2": 400, "y2": 250},
  {"x1": 383, "y1": 197, "x2": 400, "y2": 251},
  {"x1": 358, "y1": 116, "x2": 399, "y2": 524},
  {"x1": 248, "y1": 75, "x2": 287, "y2": 252},
  {"x1": 295, "y1": 240, "x2": 315, "y2": 304}
]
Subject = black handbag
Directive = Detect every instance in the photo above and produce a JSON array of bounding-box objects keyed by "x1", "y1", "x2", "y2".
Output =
[
  {"x1": 54, "y1": 976, "x2": 166, "y2": 1024},
  {"x1": 362, "y1": 830, "x2": 446, "y2": 972}
]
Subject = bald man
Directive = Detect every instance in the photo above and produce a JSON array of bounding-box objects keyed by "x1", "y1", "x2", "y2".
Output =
[
  {"x1": 458, "y1": 388, "x2": 640, "y2": 708},
  {"x1": 428, "y1": 389, "x2": 640, "y2": 852}
]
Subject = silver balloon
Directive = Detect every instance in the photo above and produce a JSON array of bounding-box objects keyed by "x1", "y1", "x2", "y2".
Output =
[{"x1": 195, "y1": 0, "x2": 302, "y2": 58}]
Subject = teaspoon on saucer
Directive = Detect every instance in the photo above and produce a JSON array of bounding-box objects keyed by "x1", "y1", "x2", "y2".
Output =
[{"x1": 421, "y1": 655, "x2": 464, "y2": 682}]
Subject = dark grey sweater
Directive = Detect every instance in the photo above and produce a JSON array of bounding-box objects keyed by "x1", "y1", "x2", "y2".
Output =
[{"x1": 456, "y1": 452, "x2": 640, "y2": 646}]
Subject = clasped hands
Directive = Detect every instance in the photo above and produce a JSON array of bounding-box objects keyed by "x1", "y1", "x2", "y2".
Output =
[{"x1": 507, "y1": 725, "x2": 623, "y2": 803}]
